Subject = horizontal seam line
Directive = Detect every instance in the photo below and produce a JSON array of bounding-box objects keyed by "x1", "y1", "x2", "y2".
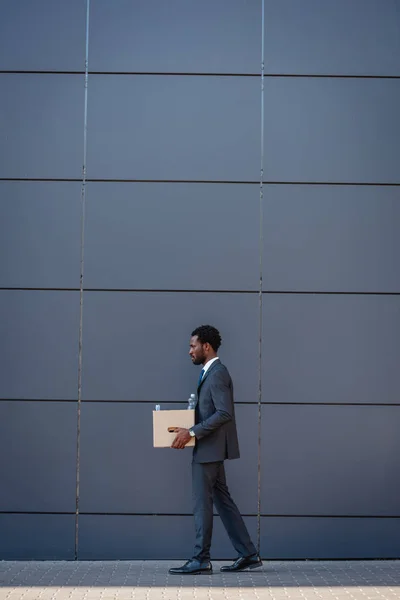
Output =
[
  {"x1": 0, "y1": 511, "x2": 75, "y2": 515},
  {"x1": 259, "y1": 515, "x2": 400, "y2": 518},
  {"x1": 0, "y1": 288, "x2": 81, "y2": 292},
  {"x1": 0, "y1": 398, "x2": 79, "y2": 402},
  {"x1": 1, "y1": 179, "x2": 400, "y2": 186},
  {"x1": 1, "y1": 289, "x2": 399, "y2": 295},
  {"x1": 79, "y1": 401, "x2": 400, "y2": 406},
  {"x1": 260, "y1": 402, "x2": 400, "y2": 407},
  {"x1": 1, "y1": 511, "x2": 399, "y2": 518},
  {"x1": 1, "y1": 399, "x2": 398, "y2": 407},
  {"x1": 0, "y1": 288, "x2": 259, "y2": 293},
  {"x1": 261, "y1": 291, "x2": 400, "y2": 295},
  {"x1": 0, "y1": 71, "x2": 399, "y2": 79}
]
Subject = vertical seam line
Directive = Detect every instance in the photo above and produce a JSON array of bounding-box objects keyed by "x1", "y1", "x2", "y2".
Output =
[
  {"x1": 75, "y1": 0, "x2": 90, "y2": 561},
  {"x1": 257, "y1": 0, "x2": 265, "y2": 556}
]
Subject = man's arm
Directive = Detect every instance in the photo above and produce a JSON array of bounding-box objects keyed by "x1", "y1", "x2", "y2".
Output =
[{"x1": 191, "y1": 370, "x2": 233, "y2": 440}]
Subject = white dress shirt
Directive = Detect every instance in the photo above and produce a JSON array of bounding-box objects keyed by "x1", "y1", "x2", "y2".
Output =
[{"x1": 200, "y1": 357, "x2": 219, "y2": 380}]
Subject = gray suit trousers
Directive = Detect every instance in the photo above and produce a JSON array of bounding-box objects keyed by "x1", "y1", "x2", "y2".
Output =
[{"x1": 192, "y1": 461, "x2": 256, "y2": 562}]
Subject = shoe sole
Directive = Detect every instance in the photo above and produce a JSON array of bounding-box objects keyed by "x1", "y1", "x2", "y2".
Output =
[
  {"x1": 169, "y1": 570, "x2": 213, "y2": 575},
  {"x1": 247, "y1": 562, "x2": 263, "y2": 570},
  {"x1": 221, "y1": 562, "x2": 263, "y2": 573}
]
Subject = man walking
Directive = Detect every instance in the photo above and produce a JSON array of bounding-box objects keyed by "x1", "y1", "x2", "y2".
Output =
[{"x1": 169, "y1": 325, "x2": 262, "y2": 575}]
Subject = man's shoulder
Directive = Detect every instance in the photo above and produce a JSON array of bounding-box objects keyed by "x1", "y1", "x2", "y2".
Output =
[
  {"x1": 211, "y1": 362, "x2": 231, "y2": 379},
  {"x1": 215, "y1": 360, "x2": 227, "y2": 371}
]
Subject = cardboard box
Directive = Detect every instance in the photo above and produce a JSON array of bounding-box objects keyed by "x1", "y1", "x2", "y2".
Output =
[{"x1": 153, "y1": 409, "x2": 195, "y2": 448}]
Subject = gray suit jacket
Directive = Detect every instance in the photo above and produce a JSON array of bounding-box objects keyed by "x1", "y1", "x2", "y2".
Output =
[{"x1": 191, "y1": 359, "x2": 240, "y2": 464}]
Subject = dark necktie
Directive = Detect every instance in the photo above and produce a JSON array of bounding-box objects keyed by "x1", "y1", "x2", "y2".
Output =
[{"x1": 197, "y1": 369, "x2": 205, "y2": 388}]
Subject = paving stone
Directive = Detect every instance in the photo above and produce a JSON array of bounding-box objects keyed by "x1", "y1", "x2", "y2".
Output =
[{"x1": 0, "y1": 562, "x2": 399, "y2": 600}]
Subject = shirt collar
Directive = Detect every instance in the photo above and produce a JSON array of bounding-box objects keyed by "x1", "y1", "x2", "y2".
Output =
[{"x1": 202, "y1": 357, "x2": 219, "y2": 375}]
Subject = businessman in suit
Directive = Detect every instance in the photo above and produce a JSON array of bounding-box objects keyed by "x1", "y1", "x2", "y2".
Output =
[{"x1": 169, "y1": 325, "x2": 262, "y2": 575}]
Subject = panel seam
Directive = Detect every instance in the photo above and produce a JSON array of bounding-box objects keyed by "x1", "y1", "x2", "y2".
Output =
[
  {"x1": 1, "y1": 70, "x2": 399, "y2": 79},
  {"x1": 74, "y1": 0, "x2": 90, "y2": 562},
  {"x1": 257, "y1": 0, "x2": 265, "y2": 555},
  {"x1": 1, "y1": 178, "x2": 400, "y2": 185}
]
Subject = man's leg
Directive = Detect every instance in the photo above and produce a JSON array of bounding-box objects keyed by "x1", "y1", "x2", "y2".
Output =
[
  {"x1": 213, "y1": 463, "x2": 257, "y2": 557},
  {"x1": 192, "y1": 461, "x2": 220, "y2": 562}
]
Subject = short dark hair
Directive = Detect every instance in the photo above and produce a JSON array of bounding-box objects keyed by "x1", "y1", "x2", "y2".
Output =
[{"x1": 191, "y1": 325, "x2": 222, "y2": 352}]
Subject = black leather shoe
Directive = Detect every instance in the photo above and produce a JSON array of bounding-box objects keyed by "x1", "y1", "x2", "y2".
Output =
[
  {"x1": 220, "y1": 554, "x2": 262, "y2": 572},
  {"x1": 169, "y1": 560, "x2": 212, "y2": 575}
]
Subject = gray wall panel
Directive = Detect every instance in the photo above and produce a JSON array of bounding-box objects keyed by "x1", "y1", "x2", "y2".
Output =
[
  {"x1": 261, "y1": 405, "x2": 400, "y2": 516},
  {"x1": 84, "y1": 182, "x2": 259, "y2": 290},
  {"x1": 265, "y1": 0, "x2": 400, "y2": 76},
  {"x1": 78, "y1": 515, "x2": 257, "y2": 560},
  {"x1": 0, "y1": 0, "x2": 86, "y2": 71},
  {"x1": 0, "y1": 74, "x2": 84, "y2": 179},
  {"x1": 260, "y1": 517, "x2": 400, "y2": 559},
  {"x1": 0, "y1": 402, "x2": 77, "y2": 512},
  {"x1": 264, "y1": 78, "x2": 400, "y2": 183},
  {"x1": 79, "y1": 402, "x2": 194, "y2": 514},
  {"x1": 82, "y1": 292, "x2": 258, "y2": 402},
  {"x1": 1, "y1": 0, "x2": 399, "y2": 563},
  {"x1": 0, "y1": 182, "x2": 81, "y2": 289},
  {"x1": 0, "y1": 514, "x2": 75, "y2": 560},
  {"x1": 263, "y1": 185, "x2": 400, "y2": 293},
  {"x1": 223, "y1": 404, "x2": 259, "y2": 516},
  {"x1": 0, "y1": 291, "x2": 80, "y2": 399},
  {"x1": 89, "y1": 0, "x2": 260, "y2": 74},
  {"x1": 86, "y1": 76, "x2": 259, "y2": 181},
  {"x1": 79, "y1": 403, "x2": 257, "y2": 514},
  {"x1": 262, "y1": 294, "x2": 400, "y2": 404}
]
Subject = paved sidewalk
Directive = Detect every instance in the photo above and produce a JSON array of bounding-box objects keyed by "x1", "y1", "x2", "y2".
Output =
[{"x1": 0, "y1": 560, "x2": 399, "y2": 600}]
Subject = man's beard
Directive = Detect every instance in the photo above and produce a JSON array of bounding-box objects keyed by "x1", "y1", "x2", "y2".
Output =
[{"x1": 192, "y1": 357, "x2": 204, "y2": 366}]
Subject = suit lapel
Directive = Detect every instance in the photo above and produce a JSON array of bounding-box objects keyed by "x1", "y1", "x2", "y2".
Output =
[{"x1": 197, "y1": 359, "x2": 220, "y2": 391}]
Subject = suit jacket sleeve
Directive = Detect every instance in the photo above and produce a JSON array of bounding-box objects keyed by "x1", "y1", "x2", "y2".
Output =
[{"x1": 191, "y1": 370, "x2": 233, "y2": 440}]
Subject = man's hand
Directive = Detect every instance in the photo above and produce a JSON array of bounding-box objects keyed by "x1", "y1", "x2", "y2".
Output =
[{"x1": 171, "y1": 428, "x2": 191, "y2": 449}]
